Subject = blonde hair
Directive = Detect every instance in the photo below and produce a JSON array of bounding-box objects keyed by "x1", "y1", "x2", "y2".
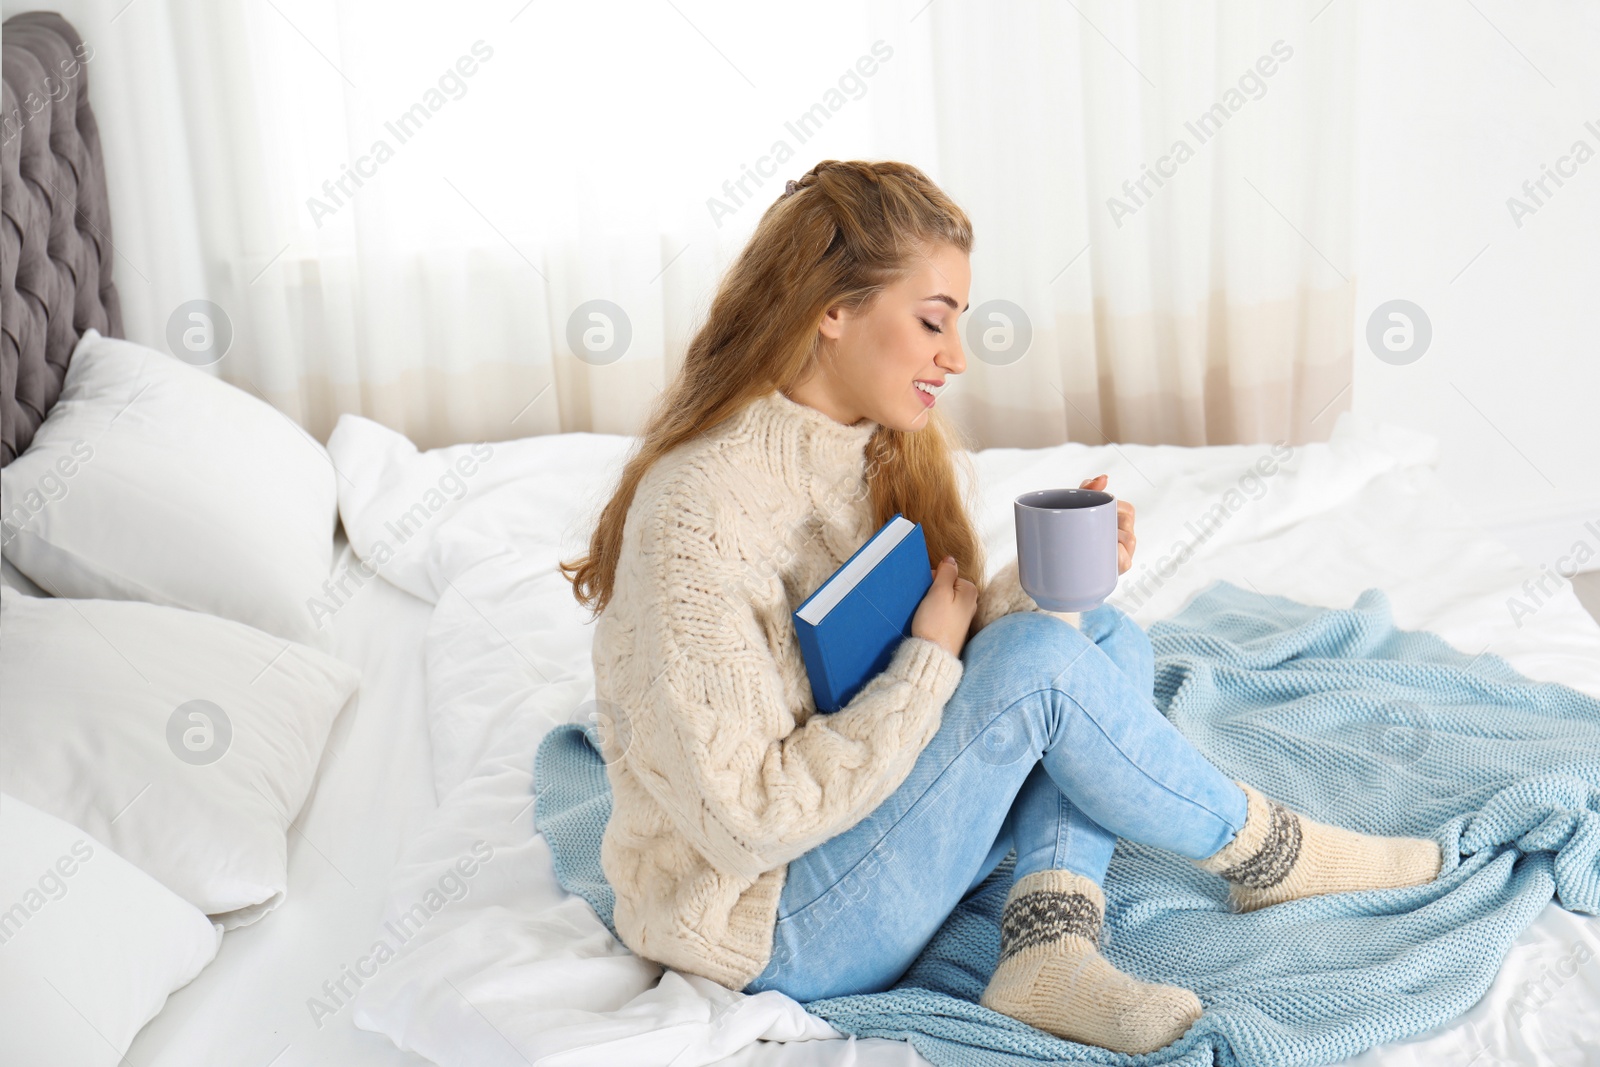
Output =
[{"x1": 563, "y1": 159, "x2": 983, "y2": 613}]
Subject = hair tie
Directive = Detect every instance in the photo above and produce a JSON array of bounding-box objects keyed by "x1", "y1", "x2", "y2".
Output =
[{"x1": 783, "y1": 179, "x2": 800, "y2": 198}]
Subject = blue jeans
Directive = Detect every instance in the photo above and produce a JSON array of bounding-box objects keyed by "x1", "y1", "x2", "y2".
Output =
[{"x1": 742, "y1": 607, "x2": 1249, "y2": 1001}]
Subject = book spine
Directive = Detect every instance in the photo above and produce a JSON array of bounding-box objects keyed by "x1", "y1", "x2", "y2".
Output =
[{"x1": 793, "y1": 615, "x2": 840, "y2": 713}]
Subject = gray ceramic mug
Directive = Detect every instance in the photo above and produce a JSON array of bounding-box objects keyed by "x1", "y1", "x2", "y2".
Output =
[{"x1": 1014, "y1": 488, "x2": 1119, "y2": 612}]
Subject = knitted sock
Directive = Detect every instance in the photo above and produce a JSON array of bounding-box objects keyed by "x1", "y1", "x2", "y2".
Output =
[
  {"x1": 1195, "y1": 780, "x2": 1443, "y2": 912},
  {"x1": 978, "y1": 869, "x2": 1203, "y2": 1054}
]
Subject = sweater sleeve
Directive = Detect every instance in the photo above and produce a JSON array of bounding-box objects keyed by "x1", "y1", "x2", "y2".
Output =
[
  {"x1": 618, "y1": 499, "x2": 964, "y2": 883},
  {"x1": 975, "y1": 557, "x2": 1081, "y2": 632}
]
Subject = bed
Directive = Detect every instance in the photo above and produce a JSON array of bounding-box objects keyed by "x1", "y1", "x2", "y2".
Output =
[
  {"x1": 325, "y1": 418, "x2": 1600, "y2": 1067},
  {"x1": 3, "y1": 11, "x2": 1597, "y2": 1067}
]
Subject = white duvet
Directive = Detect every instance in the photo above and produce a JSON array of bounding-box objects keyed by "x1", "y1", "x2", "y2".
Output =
[{"x1": 329, "y1": 412, "x2": 1600, "y2": 1067}]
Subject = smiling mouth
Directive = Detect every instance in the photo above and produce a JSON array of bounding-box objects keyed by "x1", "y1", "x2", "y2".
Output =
[{"x1": 913, "y1": 380, "x2": 945, "y2": 406}]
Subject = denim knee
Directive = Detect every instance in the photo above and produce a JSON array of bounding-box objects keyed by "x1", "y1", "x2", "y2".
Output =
[
  {"x1": 965, "y1": 610, "x2": 1093, "y2": 682},
  {"x1": 1078, "y1": 603, "x2": 1154, "y2": 687},
  {"x1": 948, "y1": 611, "x2": 1096, "y2": 764},
  {"x1": 957, "y1": 612, "x2": 1098, "y2": 710}
]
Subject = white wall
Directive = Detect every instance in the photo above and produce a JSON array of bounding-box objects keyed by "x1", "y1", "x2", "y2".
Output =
[{"x1": 1352, "y1": 0, "x2": 1600, "y2": 572}]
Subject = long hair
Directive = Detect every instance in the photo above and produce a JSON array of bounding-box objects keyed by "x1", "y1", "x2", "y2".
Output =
[{"x1": 562, "y1": 159, "x2": 983, "y2": 614}]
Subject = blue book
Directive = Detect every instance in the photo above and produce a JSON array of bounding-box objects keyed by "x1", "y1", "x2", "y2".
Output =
[{"x1": 793, "y1": 515, "x2": 933, "y2": 713}]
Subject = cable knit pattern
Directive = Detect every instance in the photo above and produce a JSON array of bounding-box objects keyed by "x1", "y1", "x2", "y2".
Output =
[{"x1": 593, "y1": 391, "x2": 1067, "y2": 989}]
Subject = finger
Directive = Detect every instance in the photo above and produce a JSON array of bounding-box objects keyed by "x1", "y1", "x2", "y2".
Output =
[
  {"x1": 1117, "y1": 499, "x2": 1135, "y2": 522},
  {"x1": 1079, "y1": 475, "x2": 1108, "y2": 490},
  {"x1": 932, "y1": 556, "x2": 958, "y2": 591}
]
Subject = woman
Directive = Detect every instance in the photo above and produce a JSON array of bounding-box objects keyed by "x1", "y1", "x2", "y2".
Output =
[{"x1": 562, "y1": 160, "x2": 1442, "y2": 1055}]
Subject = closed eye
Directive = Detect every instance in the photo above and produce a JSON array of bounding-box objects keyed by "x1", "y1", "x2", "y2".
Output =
[{"x1": 919, "y1": 318, "x2": 943, "y2": 334}]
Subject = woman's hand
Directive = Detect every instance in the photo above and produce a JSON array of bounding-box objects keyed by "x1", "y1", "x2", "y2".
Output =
[
  {"x1": 1080, "y1": 475, "x2": 1136, "y2": 575},
  {"x1": 912, "y1": 556, "x2": 979, "y2": 658}
]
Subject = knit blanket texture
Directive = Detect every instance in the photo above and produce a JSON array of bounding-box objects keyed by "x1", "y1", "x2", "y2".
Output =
[{"x1": 532, "y1": 581, "x2": 1600, "y2": 1066}]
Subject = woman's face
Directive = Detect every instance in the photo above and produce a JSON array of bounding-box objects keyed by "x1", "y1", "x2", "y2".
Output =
[{"x1": 791, "y1": 242, "x2": 970, "y2": 432}]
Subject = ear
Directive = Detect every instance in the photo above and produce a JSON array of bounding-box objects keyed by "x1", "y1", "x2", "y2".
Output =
[{"x1": 817, "y1": 303, "x2": 848, "y2": 342}]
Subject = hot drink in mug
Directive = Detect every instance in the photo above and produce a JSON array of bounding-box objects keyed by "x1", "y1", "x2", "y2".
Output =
[{"x1": 1013, "y1": 488, "x2": 1119, "y2": 613}]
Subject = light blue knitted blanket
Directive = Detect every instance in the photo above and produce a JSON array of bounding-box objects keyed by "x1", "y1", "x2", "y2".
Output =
[{"x1": 533, "y1": 582, "x2": 1600, "y2": 1066}]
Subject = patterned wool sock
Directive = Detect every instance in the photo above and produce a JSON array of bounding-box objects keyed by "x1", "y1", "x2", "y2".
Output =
[
  {"x1": 1195, "y1": 780, "x2": 1443, "y2": 912},
  {"x1": 978, "y1": 868, "x2": 1203, "y2": 1054}
]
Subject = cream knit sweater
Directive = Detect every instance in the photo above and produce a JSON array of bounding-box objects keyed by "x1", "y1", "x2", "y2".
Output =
[{"x1": 593, "y1": 390, "x2": 1071, "y2": 990}]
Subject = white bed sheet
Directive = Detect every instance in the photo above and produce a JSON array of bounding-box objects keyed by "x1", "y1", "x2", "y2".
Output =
[
  {"x1": 125, "y1": 541, "x2": 440, "y2": 1067},
  {"x1": 338, "y1": 414, "x2": 1600, "y2": 1067}
]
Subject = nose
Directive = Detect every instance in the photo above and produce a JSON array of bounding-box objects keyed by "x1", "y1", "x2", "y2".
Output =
[{"x1": 940, "y1": 332, "x2": 967, "y2": 376}]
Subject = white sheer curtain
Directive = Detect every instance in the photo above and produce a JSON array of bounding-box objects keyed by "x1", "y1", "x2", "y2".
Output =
[{"x1": 10, "y1": 0, "x2": 1355, "y2": 449}]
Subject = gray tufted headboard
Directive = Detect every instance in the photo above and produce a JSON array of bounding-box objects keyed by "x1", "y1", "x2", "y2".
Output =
[{"x1": 1, "y1": 10, "x2": 122, "y2": 466}]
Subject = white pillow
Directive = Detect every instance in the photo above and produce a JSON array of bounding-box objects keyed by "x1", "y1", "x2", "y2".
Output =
[
  {"x1": 326, "y1": 414, "x2": 501, "y2": 603},
  {"x1": 0, "y1": 555, "x2": 44, "y2": 595},
  {"x1": 0, "y1": 329, "x2": 338, "y2": 646},
  {"x1": 0, "y1": 586, "x2": 359, "y2": 927},
  {"x1": 0, "y1": 795, "x2": 220, "y2": 1067},
  {"x1": 327, "y1": 412, "x2": 631, "y2": 603}
]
